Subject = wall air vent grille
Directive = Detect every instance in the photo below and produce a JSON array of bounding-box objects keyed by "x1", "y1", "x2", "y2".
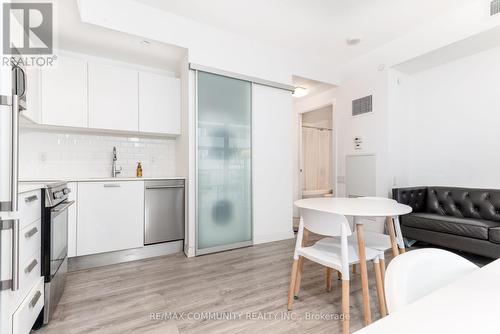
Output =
[
  {"x1": 352, "y1": 95, "x2": 373, "y2": 116},
  {"x1": 492, "y1": 0, "x2": 500, "y2": 16}
]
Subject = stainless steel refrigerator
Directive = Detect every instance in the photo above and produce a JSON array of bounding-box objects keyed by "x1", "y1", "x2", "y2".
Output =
[{"x1": 0, "y1": 59, "x2": 25, "y2": 293}]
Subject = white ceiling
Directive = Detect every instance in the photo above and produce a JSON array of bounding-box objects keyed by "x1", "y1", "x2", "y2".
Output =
[
  {"x1": 135, "y1": 0, "x2": 475, "y2": 65},
  {"x1": 54, "y1": 0, "x2": 187, "y2": 73}
]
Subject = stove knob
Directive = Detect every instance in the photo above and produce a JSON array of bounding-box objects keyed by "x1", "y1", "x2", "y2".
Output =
[
  {"x1": 63, "y1": 188, "x2": 70, "y2": 195},
  {"x1": 53, "y1": 191, "x2": 63, "y2": 199}
]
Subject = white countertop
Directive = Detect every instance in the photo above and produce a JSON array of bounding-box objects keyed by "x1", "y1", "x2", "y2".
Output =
[
  {"x1": 354, "y1": 258, "x2": 500, "y2": 334},
  {"x1": 18, "y1": 183, "x2": 46, "y2": 193},
  {"x1": 20, "y1": 176, "x2": 186, "y2": 183}
]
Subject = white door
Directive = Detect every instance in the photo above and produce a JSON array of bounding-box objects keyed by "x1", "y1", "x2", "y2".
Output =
[
  {"x1": 139, "y1": 72, "x2": 180, "y2": 135},
  {"x1": 77, "y1": 181, "x2": 144, "y2": 256},
  {"x1": 252, "y1": 84, "x2": 294, "y2": 244},
  {"x1": 88, "y1": 63, "x2": 138, "y2": 132},
  {"x1": 41, "y1": 55, "x2": 88, "y2": 127}
]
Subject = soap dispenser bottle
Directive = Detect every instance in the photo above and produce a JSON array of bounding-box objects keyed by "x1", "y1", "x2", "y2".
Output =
[{"x1": 136, "y1": 162, "x2": 143, "y2": 178}]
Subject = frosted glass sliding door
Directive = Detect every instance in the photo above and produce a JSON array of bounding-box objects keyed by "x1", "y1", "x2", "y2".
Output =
[{"x1": 196, "y1": 71, "x2": 252, "y2": 254}]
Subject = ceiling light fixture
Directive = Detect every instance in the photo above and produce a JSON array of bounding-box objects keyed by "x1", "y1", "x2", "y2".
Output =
[
  {"x1": 293, "y1": 87, "x2": 308, "y2": 98},
  {"x1": 140, "y1": 40, "x2": 151, "y2": 47},
  {"x1": 346, "y1": 38, "x2": 361, "y2": 46}
]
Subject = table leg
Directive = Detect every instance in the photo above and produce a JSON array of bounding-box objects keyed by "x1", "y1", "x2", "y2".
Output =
[
  {"x1": 356, "y1": 223, "x2": 372, "y2": 325},
  {"x1": 386, "y1": 217, "x2": 399, "y2": 257}
]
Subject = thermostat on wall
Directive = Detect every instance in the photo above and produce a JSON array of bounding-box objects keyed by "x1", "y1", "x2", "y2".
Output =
[{"x1": 354, "y1": 137, "x2": 362, "y2": 150}]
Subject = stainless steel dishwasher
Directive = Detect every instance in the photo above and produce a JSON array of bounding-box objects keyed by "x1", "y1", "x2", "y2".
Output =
[{"x1": 144, "y1": 179, "x2": 185, "y2": 245}]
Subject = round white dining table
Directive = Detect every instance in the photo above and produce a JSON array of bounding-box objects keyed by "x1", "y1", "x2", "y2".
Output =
[
  {"x1": 294, "y1": 197, "x2": 412, "y2": 217},
  {"x1": 294, "y1": 197, "x2": 412, "y2": 326}
]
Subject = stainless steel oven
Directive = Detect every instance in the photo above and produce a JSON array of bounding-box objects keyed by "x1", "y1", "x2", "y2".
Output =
[{"x1": 48, "y1": 200, "x2": 71, "y2": 278}]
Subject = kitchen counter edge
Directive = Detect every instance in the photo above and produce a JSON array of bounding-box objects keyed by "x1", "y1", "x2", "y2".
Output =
[{"x1": 20, "y1": 177, "x2": 187, "y2": 183}]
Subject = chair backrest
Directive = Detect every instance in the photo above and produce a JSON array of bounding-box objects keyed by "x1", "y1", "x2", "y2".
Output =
[
  {"x1": 300, "y1": 208, "x2": 351, "y2": 237},
  {"x1": 384, "y1": 248, "x2": 479, "y2": 313}
]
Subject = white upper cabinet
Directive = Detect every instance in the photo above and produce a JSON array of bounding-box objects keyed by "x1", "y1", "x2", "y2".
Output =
[
  {"x1": 41, "y1": 55, "x2": 88, "y2": 127},
  {"x1": 20, "y1": 51, "x2": 182, "y2": 135},
  {"x1": 88, "y1": 62, "x2": 139, "y2": 132},
  {"x1": 139, "y1": 72, "x2": 181, "y2": 135}
]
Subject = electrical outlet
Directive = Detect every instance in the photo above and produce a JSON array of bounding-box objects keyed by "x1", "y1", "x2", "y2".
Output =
[{"x1": 39, "y1": 153, "x2": 47, "y2": 162}]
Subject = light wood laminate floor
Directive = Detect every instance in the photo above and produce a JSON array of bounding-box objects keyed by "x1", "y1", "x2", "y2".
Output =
[{"x1": 39, "y1": 239, "x2": 388, "y2": 334}]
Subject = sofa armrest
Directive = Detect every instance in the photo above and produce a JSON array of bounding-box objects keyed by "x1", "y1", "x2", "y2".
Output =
[{"x1": 392, "y1": 186, "x2": 428, "y2": 213}]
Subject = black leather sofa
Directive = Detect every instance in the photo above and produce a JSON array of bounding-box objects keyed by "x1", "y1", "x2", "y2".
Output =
[{"x1": 393, "y1": 186, "x2": 500, "y2": 258}]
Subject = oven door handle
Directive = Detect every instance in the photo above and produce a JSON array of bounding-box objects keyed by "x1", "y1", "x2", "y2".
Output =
[{"x1": 52, "y1": 200, "x2": 75, "y2": 213}]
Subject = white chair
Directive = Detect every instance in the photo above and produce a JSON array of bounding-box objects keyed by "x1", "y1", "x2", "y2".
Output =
[
  {"x1": 323, "y1": 197, "x2": 404, "y2": 292},
  {"x1": 288, "y1": 208, "x2": 385, "y2": 334},
  {"x1": 384, "y1": 248, "x2": 479, "y2": 314}
]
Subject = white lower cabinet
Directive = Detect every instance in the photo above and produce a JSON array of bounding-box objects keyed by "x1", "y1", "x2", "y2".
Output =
[
  {"x1": 67, "y1": 182, "x2": 78, "y2": 257},
  {"x1": 0, "y1": 190, "x2": 43, "y2": 334},
  {"x1": 77, "y1": 181, "x2": 144, "y2": 256},
  {"x1": 12, "y1": 278, "x2": 44, "y2": 334}
]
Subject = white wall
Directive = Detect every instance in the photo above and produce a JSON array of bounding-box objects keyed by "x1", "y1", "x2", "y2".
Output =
[
  {"x1": 335, "y1": 68, "x2": 391, "y2": 198},
  {"x1": 19, "y1": 128, "x2": 177, "y2": 180},
  {"x1": 332, "y1": 1, "x2": 500, "y2": 201},
  {"x1": 403, "y1": 46, "x2": 500, "y2": 188}
]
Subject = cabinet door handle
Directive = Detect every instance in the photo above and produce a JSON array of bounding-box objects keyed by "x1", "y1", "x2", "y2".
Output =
[
  {"x1": 103, "y1": 184, "x2": 121, "y2": 188},
  {"x1": 29, "y1": 291, "x2": 42, "y2": 309},
  {"x1": 24, "y1": 195, "x2": 38, "y2": 203},
  {"x1": 24, "y1": 227, "x2": 38, "y2": 239},
  {"x1": 24, "y1": 259, "x2": 38, "y2": 274}
]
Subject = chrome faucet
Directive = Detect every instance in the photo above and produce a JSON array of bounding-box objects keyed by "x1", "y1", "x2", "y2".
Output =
[{"x1": 111, "y1": 146, "x2": 122, "y2": 178}]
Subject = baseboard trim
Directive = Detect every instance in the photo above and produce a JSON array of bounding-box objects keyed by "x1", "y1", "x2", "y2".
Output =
[
  {"x1": 253, "y1": 231, "x2": 294, "y2": 245},
  {"x1": 68, "y1": 241, "x2": 184, "y2": 271}
]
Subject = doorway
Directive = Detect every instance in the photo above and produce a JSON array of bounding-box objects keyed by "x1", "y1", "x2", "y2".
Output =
[{"x1": 300, "y1": 105, "x2": 334, "y2": 199}]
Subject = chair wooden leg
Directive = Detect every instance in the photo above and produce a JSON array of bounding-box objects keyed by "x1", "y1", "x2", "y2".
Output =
[
  {"x1": 294, "y1": 257, "x2": 305, "y2": 297},
  {"x1": 287, "y1": 259, "x2": 299, "y2": 311},
  {"x1": 352, "y1": 264, "x2": 357, "y2": 274},
  {"x1": 342, "y1": 280, "x2": 350, "y2": 334},
  {"x1": 380, "y1": 258, "x2": 386, "y2": 285},
  {"x1": 386, "y1": 217, "x2": 399, "y2": 257},
  {"x1": 373, "y1": 261, "x2": 387, "y2": 317},
  {"x1": 355, "y1": 224, "x2": 372, "y2": 325},
  {"x1": 337, "y1": 270, "x2": 342, "y2": 280},
  {"x1": 326, "y1": 267, "x2": 333, "y2": 292},
  {"x1": 399, "y1": 247, "x2": 406, "y2": 254}
]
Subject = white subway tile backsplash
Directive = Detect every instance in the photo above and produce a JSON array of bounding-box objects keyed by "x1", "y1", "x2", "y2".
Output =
[{"x1": 19, "y1": 128, "x2": 176, "y2": 180}]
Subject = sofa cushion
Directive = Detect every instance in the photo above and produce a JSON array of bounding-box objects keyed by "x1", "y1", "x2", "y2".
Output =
[
  {"x1": 489, "y1": 227, "x2": 500, "y2": 244},
  {"x1": 426, "y1": 187, "x2": 500, "y2": 222},
  {"x1": 401, "y1": 213, "x2": 500, "y2": 240},
  {"x1": 392, "y1": 186, "x2": 427, "y2": 213}
]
